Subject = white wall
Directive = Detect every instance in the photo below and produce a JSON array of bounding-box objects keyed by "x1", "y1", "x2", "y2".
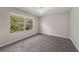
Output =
[
  {"x1": 40, "y1": 12, "x2": 70, "y2": 39},
  {"x1": 70, "y1": 8, "x2": 79, "y2": 51},
  {"x1": 0, "y1": 7, "x2": 39, "y2": 47}
]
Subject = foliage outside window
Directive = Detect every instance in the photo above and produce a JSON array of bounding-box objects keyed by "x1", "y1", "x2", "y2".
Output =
[
  {"x1": 10, "y1": 14, "x2": 33, "y2": 33},
  {"x1": 25, "y1": 18, "x2": 33, "y2": 30}
]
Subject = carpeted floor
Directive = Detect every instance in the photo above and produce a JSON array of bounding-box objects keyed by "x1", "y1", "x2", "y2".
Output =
[{"x1": 0, "y1": 34, "x2": 78, "y2": 52}]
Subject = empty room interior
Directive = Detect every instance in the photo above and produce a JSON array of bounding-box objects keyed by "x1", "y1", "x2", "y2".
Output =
[{"x1": 0, "y1": 7, "x2": 79, "y2": 52}]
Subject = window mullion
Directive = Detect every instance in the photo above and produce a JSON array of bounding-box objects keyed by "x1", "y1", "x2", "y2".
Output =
[{"x1": 24, "y1": 17, "x2": 25, "y2": 31}]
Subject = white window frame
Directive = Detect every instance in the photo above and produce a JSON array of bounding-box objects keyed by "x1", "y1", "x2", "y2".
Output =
[{"x1": 10, "y1": 12, "x2": 34, "y2": 33}]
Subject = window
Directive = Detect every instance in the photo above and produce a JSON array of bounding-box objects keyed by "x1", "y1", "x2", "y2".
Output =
[
  {"x1": 25, "y1": 18, "x2": 33, "y2": 30},
  {"x1": 10, "y1": 13, "x2": 33, "y2": 33}
]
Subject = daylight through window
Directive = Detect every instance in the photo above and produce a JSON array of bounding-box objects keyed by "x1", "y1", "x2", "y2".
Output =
[{"x1": 10, "y1": 14, "x2": 33, "y2": 33}]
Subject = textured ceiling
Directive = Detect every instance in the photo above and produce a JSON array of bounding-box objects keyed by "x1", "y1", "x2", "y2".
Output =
[{"x1": 16, "y1": 7, "x2": 71, "y2": 16}]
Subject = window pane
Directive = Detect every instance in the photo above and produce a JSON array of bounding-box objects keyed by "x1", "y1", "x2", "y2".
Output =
[
  {"x1": 10, "y1": 15, "x2": 24, "y2": 33},
  {"x1": 25, "y1": 18, "x2": 33, "y2": 30}
]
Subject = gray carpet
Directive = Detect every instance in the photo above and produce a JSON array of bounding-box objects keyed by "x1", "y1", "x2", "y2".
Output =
[{"x1": 0, "y1": 34, "x2": 78, "y2": 52}]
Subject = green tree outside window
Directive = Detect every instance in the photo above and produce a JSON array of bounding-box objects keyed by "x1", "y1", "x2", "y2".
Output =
[{"x1": 10, "y1": 15, "x2": 33, "y2": 33}]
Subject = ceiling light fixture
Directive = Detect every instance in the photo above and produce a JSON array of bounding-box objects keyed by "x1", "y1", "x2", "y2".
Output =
[{"x1": 35, "y1": 7, "x2": 52, "y2": 13}]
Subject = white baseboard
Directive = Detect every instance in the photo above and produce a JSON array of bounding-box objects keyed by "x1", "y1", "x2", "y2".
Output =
[
  {"x1": 41, "y1": 33, "x2": 70, "y2": 39},
  {"x1": 0, "y1": 33, "x2": 39, "y2": 47}
]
